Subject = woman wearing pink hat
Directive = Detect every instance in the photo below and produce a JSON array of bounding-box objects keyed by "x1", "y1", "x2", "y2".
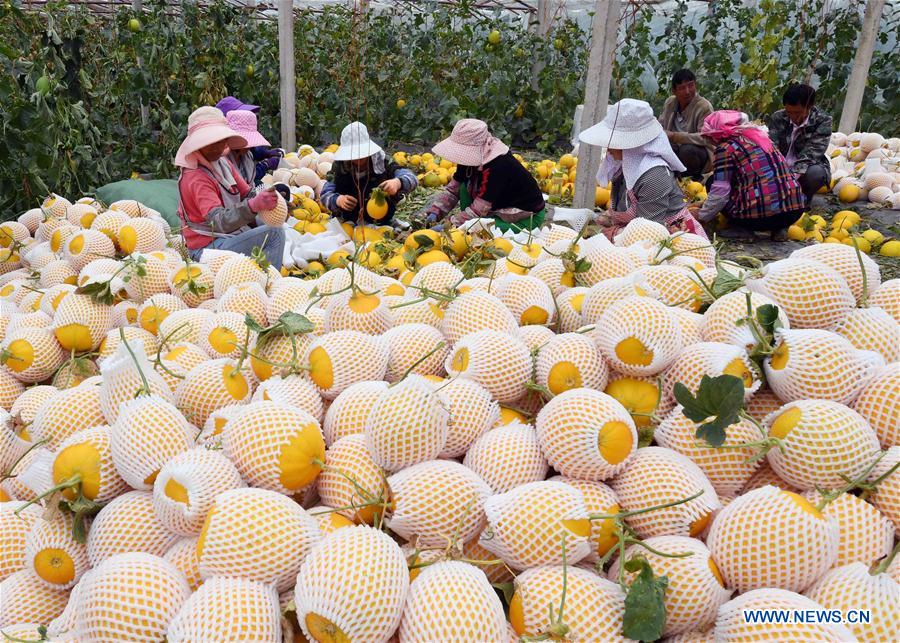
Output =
[
  {"x1": 175, "y1": 106, "x2": 285, "y2": 267},
  {"x1": 226, "y1": 109, "x2": 284, "y2": 185},
  {"x1": 426, "y1": 119, "x2": 545, "y2": 232}
]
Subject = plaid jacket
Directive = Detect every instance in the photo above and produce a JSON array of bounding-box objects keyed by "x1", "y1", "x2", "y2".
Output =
[
  {"x1": 768, "y1": 106, "x2": 832, "y2": 177},
  {"x1": 711, "y1": 138, "x2": 805, "y2": 220}
]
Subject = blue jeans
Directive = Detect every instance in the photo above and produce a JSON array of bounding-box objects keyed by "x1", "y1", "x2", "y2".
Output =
[{"x1": 191, "y1": 225, "x2": 285, "y2": 269}]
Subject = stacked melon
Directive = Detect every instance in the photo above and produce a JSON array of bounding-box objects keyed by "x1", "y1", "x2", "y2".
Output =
[{"x1": 0, "y1": 188, "x2": 897, "y2": 643}]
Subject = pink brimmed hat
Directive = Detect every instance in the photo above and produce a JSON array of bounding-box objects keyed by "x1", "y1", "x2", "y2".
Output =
[
  {"x1": 432, "y1": 118, "x2": 509, "y2": 167},
  {"x1": 226, "y1": 109, "x2": 270, "y2": 148},
  {"x1": 174, "y1": 106, "x2": 247, "y2": 168}
]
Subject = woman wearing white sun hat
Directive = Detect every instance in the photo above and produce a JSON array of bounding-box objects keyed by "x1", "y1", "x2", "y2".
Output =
[
  {"x1": 175, "y1": 106, "x2": 285, "y2": 267},
  {"x1": 579, "y1": 98, "x2": 707, "y2": 241},
  {"x1": 320, "y1": 122, "x2": 418, "y2": 225}
]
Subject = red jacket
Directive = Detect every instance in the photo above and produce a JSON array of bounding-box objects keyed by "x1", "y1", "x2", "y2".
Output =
[{"x1": 178, "y1": 161, "x2": 251, "y2": 250}]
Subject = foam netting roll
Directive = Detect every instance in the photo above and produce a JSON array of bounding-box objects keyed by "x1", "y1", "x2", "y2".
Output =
[
  {"x1": 322, "y1": 380, "x2": 388, "y2": 446},
  {"x1": 378, "y1": 323, "x2": 448, "y2": 383},
  {"x1": 535, "y1": 332, "x2": 609, "y2": 396},
  {"x1": 480, "y1": 480, "x2": 592, "y2": 570},
  {"x1": 77, "y1": 553, "x2": 191, "y2": 643},
  {"x1": 510, "y1": 566, "x2": 627, "y2": 641},
  {"x1": 223, "y1": 400, "x2": 324, "y2": 495},
  {"x1": 364, "y1": 375, "x2": 449, "y2": 472},
  {"x1": 399, "y1": 561, "x2": 507, "y2": 643},
  {"x1": 610, "y1": 446, "x2": 720, "y2": 539},
  {"x1": 439, "y1": 290, "x2": 518, "y2": 345},
  {"x1": 765, "y1": 328, "x2": 881, "y2": 405},
  {"x1": 763, "y1": 399, "x2": 881, "y2": 491},
  {"x1": 596, "y1": 296, "x2": 683, "y2": 376},
  {"x1": 111, "y1": 394, "x2": 194, "y2": 490},
  {"x1": 853, "y1": 362, "x2": 899, "y2": 448},
  {"x1": 802, "y1": 490, "x2": 894, "y2": 568},
  {"x1": 535, "y1": 388, "x2": 636, "y2": 481},
  {"x1": 152, "y1": 446, "x2": 244, "y2": 536},
  {"x1": 294, "y1": 525, "x2": 408, "y2": 643},
  {"x1": 706, "y1": 485, "x2": 838, "y2": 592},
  {"x1": 86, "y1": 490, "x2": 179, "y2": 568},
  {"x1": 386, "y1": 459, "x2": 492, "y2": 548},
  {"x1": 444, "y1": 330, "x2": 532, "y2": 403},
  {"x1": 166, "y1": 576, "x2": 282, "y2": 643},
  {"x1": 438, "y1": 377, "x2": 499, "y2": 458},
  {"x1": 463, "y1": 423, "x2": 548, "y2": 493},
  {"x1": 746, "y1": 257, "x2": 855, "y2": 330},
  {"x1": 713, "y1": 588, "x2": 854, "y2": 642},
  {"x1": 99, "y1": 338, "x2": 173, "y2": 425},
  {"x1": 197, "y1": 487, "x2": 320, "y2": 592},
  {"x1": 655, "y1": 408, "x2": 763, "y2": 499},
  {"x1": 805, "y1": 562, "x2": 900, "y2": 643}
]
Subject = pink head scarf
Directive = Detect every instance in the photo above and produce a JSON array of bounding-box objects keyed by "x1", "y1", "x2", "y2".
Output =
[{"x1": 701, "y1": 110, "x2": 774, "y2": 153}]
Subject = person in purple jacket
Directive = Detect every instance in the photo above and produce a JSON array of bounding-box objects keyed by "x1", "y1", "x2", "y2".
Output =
[{"x1": 215, "y1": 95, "x2": 283, "y2": 184}]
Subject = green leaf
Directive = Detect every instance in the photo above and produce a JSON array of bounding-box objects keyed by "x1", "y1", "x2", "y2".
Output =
[
  {"x1": 75, "y1": 280, "x2": 115, "y2": 306},
  {"x1": 675, "y1": 375, "x2": 745, "y2": 447},
  {"x1": 244, "y1": 314, "x2": 266, "y2": 334},
  {"x1": 277, "y1": 312, "x2": 314, "y2": 335},
  {"x1": 756, "y1": 304, "x2": 781, "y2": 336},
  {"x1": 412, "y1": 233, "x2": 434, "y2": 249},
  {"x1": 623, "y1": 556, "x2": 668, "y2": 642}
]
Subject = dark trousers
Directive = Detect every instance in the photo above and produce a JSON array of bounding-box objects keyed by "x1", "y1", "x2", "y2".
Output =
[
  {"x1": 674, "y1": 143, "x2": 709, "y2": 180},
  {"x1": 796, "y1": 164, "x2": 829, "y2": 205},
  {"x1": 734, "y1": 209, "x2": 803, "y2": 232}
]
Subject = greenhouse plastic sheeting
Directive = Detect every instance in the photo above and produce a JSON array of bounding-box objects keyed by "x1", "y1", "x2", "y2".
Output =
[{"x1": 95, "y1": 179, "x2": 181, "y2": 229}]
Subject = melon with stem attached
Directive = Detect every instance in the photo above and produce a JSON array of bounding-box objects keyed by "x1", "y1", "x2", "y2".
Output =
[
  {"x1": 52, "y1": 293, "x2": 112, "y2": 352},
  {"x1": 318, "y1": 434, "x2": 390, "y2": 525},
  {"x1": 306, "y1": 330, "x2": 388, "y2": 400},
  {"x1": 802, "y1": 490, "x2": 894, "y2": 569},
  {"x1": 597, "y1": 296, "x2": 683, "y2": 376},
  {"x1": 1, "y1": 326, "x2": 66, "y2": 383},
  {"x1": 24, "y1": 512, "x2": 88, "y2": 590},
  {"x1": 438, "y1": 377, "x2": 499, "y2": 458},
  {"x1": 535, "y1": 332, "x2": 609, "y2": 397},
  {"x1": 706, "y1": 485, "x2": 838, "y2": 592},
  {"x1": 439, "y1": 290, "x2": 518, "y2": 345},
  {"x1": 174, "y1": 358, "x2": 253, "y2": 428},
  {"x1": 379, "y1": 323, "x2": 448, "y2": 383}
]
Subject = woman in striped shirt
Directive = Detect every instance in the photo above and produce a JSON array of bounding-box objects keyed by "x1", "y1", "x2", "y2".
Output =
[{"x1": 696, "y1": 110, "x2": 805, "y2": 241}]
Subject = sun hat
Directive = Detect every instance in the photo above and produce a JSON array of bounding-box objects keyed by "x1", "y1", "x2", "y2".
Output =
[
  {"x1": 226, "y1": 110, "x2": 270, "y2": 148},
  {"x1": 332, "y1": 122, "x2": 384, "y2": 161},
  {"x1": 215, "y1": 96, "x2": 260, "y2": 116},
  {"x1": 432, "y1": 119, "x2": 509, "y2": 167},
  {"x1": 174, "y1": 106, "x2": 247, "y2": 169},
  {"x1": 578, "y1": 99, "x2": 663, "y2": 150}
]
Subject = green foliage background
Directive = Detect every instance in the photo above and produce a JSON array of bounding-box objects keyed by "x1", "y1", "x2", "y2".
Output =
[{"x1": 1, "y1": 0, "x2": 897, "y2": 216}]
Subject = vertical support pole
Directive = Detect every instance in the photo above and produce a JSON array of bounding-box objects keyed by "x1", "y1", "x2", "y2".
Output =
[
  {"x1": 572, "y1": 0, "x2": 621, "y2": 210},
  {"x1": 838, "y1": 0, "x2": 885, "y2": 134},
  {"x1": 133, "y1": 0, "x2": 149, "y2": 127},
  {"x1": 529, "y1": 0, "x2": 557, "y2": 90},
  {"x1": 278, "y1": 0, "x2": 296, "y2": 151}
]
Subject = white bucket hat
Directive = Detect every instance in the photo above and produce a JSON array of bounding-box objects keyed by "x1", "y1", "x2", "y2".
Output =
[
  {"x1": 332, "y1": 122, "x2": 384, "y2": 161},
  {"x1": 578, "y1": 99, "x2": 663, "y2": 150}
]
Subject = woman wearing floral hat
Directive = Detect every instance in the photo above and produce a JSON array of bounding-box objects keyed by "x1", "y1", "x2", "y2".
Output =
[
  {"x1": 579, "y1": 98, "x2": 706, "y2": 241},
  {"x1": 226, "y1": 109, "x2": 283, "y2": 185},
  {"x1": 426, "y1": 119, "x2": 546, "y2": 233},
  {"x1": 175, "y1": 106, "x2": 285, "y2": 267},
  {"x1": 320, "y1": 122, "x2": 418, "y2": 225}
]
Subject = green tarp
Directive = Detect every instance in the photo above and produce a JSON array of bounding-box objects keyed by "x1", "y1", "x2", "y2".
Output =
[{"x1": 95, "y1": 179, "x2": 181, "y2": 229}]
